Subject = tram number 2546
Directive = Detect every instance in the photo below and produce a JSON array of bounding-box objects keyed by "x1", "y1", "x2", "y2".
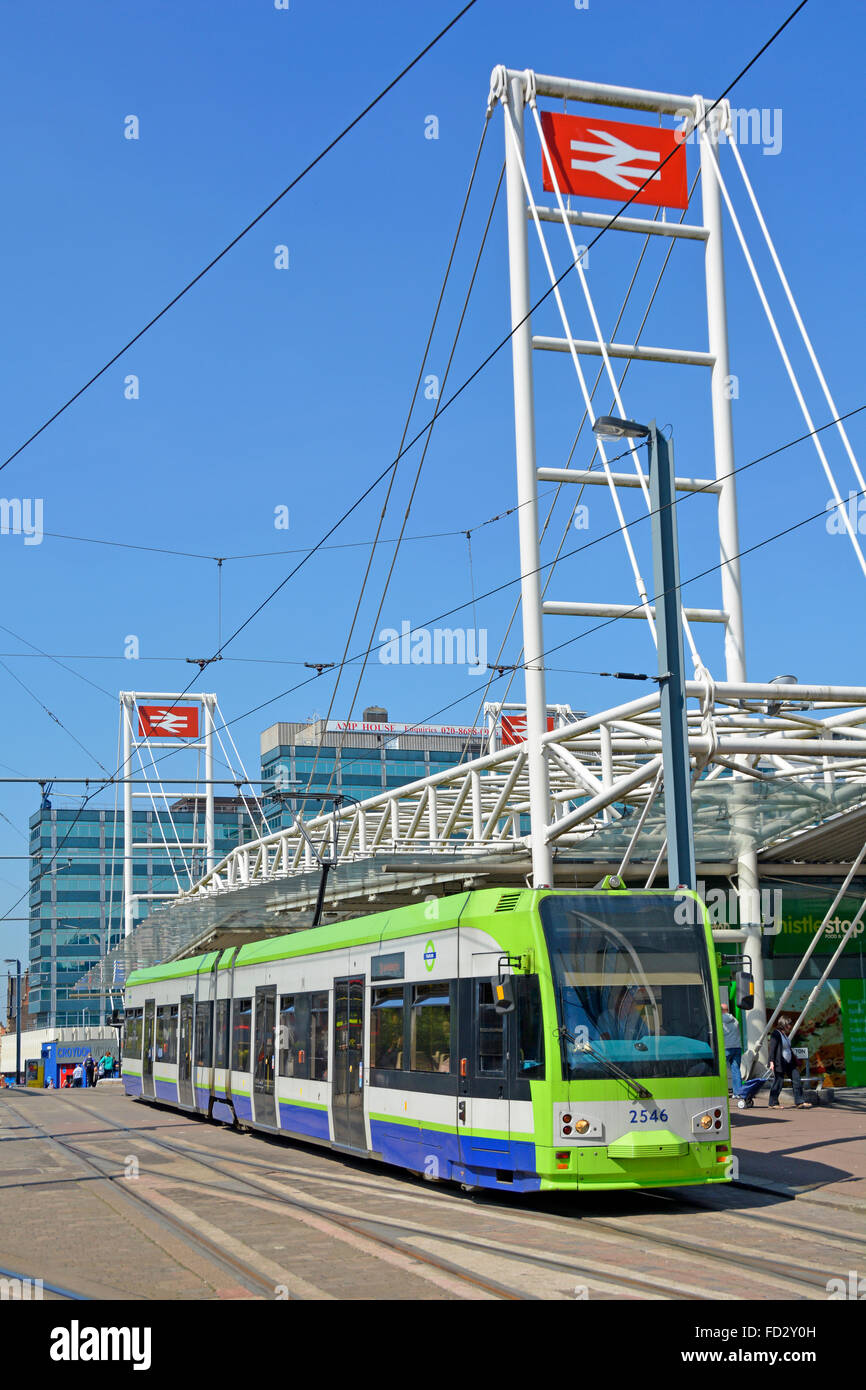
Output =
[{"x1": 628, "y1": 1108, "x2": 669, "y2": 1124}]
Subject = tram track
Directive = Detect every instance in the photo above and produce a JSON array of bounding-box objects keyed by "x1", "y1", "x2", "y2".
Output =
[
  {"x1": 0, "y1": 1093, "x2": 522, "y2": 1300},
  {"x1": 39, "y1": 1119, "x2": 702, "y2": 1301},
  {"x1": 114, "y1": 1105, "x2": 866, "y2": 1275},
  {"x1": 4, "y1": 1091, "x2": 859, "y2": 1301},
  {"x1": 11, "y1": 1092, "x2": 841, "y2": 1301},
  {"x1": 0, "y1": 1093, "x2": 316, "y2": 1300},
  {"x1": 1, "y1": 1092, "x2": 700, "y2": 1300}
]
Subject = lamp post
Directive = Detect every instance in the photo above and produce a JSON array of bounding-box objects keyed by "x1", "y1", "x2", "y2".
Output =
[
  {"x1": 4, "y1": 959, "x2": 21, "y2": 1085},
  {"x1": 592, "y1": 416, "x2": 696, "y2": 890}
]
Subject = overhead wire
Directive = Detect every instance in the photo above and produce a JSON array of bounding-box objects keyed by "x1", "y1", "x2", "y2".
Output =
[
  {"x1": 2, "y1": 0, "x2": 814, "y2": 793},
  {"x1": 0, "y1": 0, "x2": 482, "y2": 477},
  {"x1": 294, "y1": 114, "x2": 500, "y2": 811},
  {"x1": 303, "y1": 155, "x2": 506, "y2": 812},
  {"x1": 453, "y1": 175, "x2": 699, "y2": 767},
  {"x1": 90, "y1": 401, "x2": 866, "y2": 814},
  {"x1": 0, "y1": 0, "x2": 814, "y2": 919}
]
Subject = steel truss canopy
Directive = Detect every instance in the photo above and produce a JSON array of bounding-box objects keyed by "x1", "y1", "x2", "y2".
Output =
[
  {"x1": 74, "y1": 680, "x2": 866, "y2": 991},
  {"x1": 92, "y1": 69, "x2": 866, "y2": 1074}
]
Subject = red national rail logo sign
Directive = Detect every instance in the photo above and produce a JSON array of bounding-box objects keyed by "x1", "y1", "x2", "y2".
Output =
[
  {"x1": 138, "y1": 705, "x2": 200, "y2": 739},
  {"x1": 540, "y1": 111, "x2": 689, "y2": 210},
  {"x1": 501, "y1": 714, "x2": 555, "y2": 747}
]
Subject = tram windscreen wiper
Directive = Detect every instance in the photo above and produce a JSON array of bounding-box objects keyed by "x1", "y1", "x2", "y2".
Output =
[{"x1": 559, "y1": 1026, "x2": 652, "y2": 1101}]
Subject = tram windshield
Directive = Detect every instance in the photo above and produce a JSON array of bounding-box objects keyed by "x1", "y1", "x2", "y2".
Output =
[{"x1": 539, "y1": 894, "x2": 718, "y2": 1081}]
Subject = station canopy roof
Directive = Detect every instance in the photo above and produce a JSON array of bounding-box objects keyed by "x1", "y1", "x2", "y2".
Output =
[{"x1": 74, "y1": 773, "x2": 866, "y2": 995}]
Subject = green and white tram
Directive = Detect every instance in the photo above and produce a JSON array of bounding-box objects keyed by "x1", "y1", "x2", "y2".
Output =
[{"x1": 122, "y1": 885, "x2": 742, "y2": 1193}]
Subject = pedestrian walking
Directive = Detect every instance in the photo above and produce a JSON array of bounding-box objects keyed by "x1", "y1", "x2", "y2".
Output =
[
  {"x1": 768, "y1": 1017, "x2": 812, "y2": 1109},
  {"x1": 100, "y1": 1051, "x2": 114, "y2": 1078},
  {"x1": 72, "y1": 1063, "x2": 83, "y2": 1088},
  {"x1": 84, "y1": 1054, "x2": 96, "y2": 1089},
  {"x1": 721, "y1": 1001, "x2": 745, "y2": 1100}
]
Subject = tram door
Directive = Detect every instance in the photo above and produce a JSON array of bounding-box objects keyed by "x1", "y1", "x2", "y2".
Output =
[
  {"x1": 332, "y1": 976, "x2": 366, "y2": 1151},
  {"x1": 142, "y1": 999, "x2": 156, "y2": 1099},
  {"x1": 178, "y1": 995, "x2": 194, "y2": 1109},
  {"x1": 252, "y1": 986, "x2": 277, "y2": 1129},
  {"x1": 456, "y1": 979, "x2": 511, "y2": 1167}
]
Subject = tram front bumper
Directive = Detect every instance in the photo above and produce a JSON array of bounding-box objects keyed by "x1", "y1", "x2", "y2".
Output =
[{"x1": 538, "y1": 1135, "x2": 731, "y2": 1191}]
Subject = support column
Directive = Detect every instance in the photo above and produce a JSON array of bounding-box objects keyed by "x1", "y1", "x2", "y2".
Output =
[
  {"x1": 503, "y1": 72, "x2": 553, "y2": 887},
  {"x1": 700, "y1": 109, "x2": 764, "y2": 1063},
  {"x1": 122, "y1": 694, "x2": 135, "y2": 939},
  {"x1": 649, "y1": 425, "x2": 696, "y2": 891},
  {"x1": 204, "y1": 696, "x2": 216, "y2": 875},
  {"x1": 600, "y1": 723, "x2": 613, "y2": 825}
]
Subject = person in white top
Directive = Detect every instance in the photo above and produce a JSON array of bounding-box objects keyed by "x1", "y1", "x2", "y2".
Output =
[{"x1": 720, "y1": 1000, "x2": 745, "y2": 1100}]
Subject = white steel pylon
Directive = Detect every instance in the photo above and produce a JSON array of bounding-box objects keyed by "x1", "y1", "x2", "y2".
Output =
[
  {"x1": 118, "y1": 692, "x2": 267, "y2": 937},
  {"x1": 491, "y1": 67, "x2": 756, "y2": 1056}
]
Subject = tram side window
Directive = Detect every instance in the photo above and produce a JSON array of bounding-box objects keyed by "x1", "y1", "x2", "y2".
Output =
[
  {"x1": 516, "y1": 976, "x2": 545, "y2": 1079},
  {"x1": 124, "y1": 1008, "x2": 142, "y2": 1058},
  {"x1": 278, "y1": 995, "x2": 310, "y2": 1079},
  {"x1": 156, "y1": 1005, "x2": 178, "y2": 1064},
  {"x1": 215, "y1": 1000, "x2": 230, "y2": 1069},
  {"x1": 410, "y1": 982, "x2": 452, "y2": 1073},
  {"x1": 310, "y1": 992, "x2": 329, "y2": 1081},
  {"x1": 477, "y1": 982, "x2": 505, "y2": 1075},
  {"x1": 371, "y1": 986, "x2": 404, "y2": 1070},
  {"x1": 194, "y1": 1000, "x2": 213, "y2": 1066},
  {"x1": 232, "y1": 998, "x2": 252, "y2": 1072}
]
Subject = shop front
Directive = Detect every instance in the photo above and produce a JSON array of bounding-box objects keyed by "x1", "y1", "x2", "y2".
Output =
[{"x1": 42, "y1": 1038, "x2": 119, "y2": 1088}]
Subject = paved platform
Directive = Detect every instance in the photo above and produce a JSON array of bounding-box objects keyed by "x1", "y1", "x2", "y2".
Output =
[{"x1": 731, "y1": 1093, "x2": 866, "y2": 1211}]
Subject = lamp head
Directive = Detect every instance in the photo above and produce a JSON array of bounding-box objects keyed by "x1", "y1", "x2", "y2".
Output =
[{"x1": 592, "y1": 415, "x2": 651, "y2": 440}]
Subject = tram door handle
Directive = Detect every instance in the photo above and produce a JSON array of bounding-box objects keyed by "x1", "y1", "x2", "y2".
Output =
[{"x1": 458, "y1": 1100, "x2": 466, "y2": 1124}]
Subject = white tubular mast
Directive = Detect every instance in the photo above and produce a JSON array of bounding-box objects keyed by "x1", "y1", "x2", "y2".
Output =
[
  {"x1": 499, "y1": 68, "x2": 553, "y2": 887},
  {"x1": 698, "y1": 100, "x2": 747, "y2": 686},
  {"x1": 204, "y1": 695, "x2": 216, "y2": 875},
  {"x1": 122, "y1": 695, "x2": 135, "y2": 938}
]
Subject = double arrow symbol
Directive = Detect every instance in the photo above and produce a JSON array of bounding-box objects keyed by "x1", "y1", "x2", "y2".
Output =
[{"x1": 569, "y1": 128, "x2": 662, "y2": 192}]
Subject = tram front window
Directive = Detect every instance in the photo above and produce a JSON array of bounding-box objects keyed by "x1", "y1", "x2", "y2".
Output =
[{"x1": 539, "y1": 895, "x2": 718, "y2": 1081}]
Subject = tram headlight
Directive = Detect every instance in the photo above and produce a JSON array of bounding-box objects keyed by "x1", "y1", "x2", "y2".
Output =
[
  {"x1": 575, "y1": 1118, "x2": 591, "y2": 1135},
  {"x1": 699, "y1": 1112, "x2": 713, "y2": 1130}
]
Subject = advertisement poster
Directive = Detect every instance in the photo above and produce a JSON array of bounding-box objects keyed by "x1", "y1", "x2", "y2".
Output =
[
  {"x1": 840, "y1": 980, "x2": 866, "y2": 1086},
  {"x1": 764, "y1": 979, "x2": 846, "y2": 1085}
]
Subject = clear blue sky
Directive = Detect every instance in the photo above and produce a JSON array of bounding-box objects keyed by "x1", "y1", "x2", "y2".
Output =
[{"x1": 1, "y1": 0, "x2": 864, "y2": 963}]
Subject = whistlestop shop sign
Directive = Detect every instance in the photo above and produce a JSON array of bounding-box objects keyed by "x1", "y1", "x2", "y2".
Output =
[
  {"x1": 540, "y1": 111, "x2": 689, "y2": 209},
  {"x1": 138, "y1": 705, "x2": 200, "y2": 739}
]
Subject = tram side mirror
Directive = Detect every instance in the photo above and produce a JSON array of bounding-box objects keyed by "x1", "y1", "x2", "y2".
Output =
[
  {"x1": 735, "y1": 970, "x2": 755, "y2": 1012},
  {"x1": 493, "y1": 975, "x2": 515, "y2": 1014}
]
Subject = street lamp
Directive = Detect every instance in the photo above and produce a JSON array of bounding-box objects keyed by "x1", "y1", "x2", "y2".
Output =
[
  {"x1": 591, "y1": 415, "x2": 696, "y2": 890},
  {"x1": 4, "y1": 959, "x2": 21, "y2": 1085}
]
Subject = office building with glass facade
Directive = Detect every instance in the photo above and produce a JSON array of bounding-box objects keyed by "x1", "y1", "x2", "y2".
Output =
[
  {"x1": 28, "y1": 798, "x2": 255, "y2": 1029},
  {"x1": 260, "y1": 708, "x2": 487, "y2": 829}
]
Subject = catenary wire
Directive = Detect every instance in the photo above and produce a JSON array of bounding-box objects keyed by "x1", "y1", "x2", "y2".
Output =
[
  {"x1": 0, "y1": 0, "x2": 815, "y2": 914},
  {"x1": 1, "y1": 0, "x2": 813, "y2": 817},
  {"x1": 295, "y1": 119, "x2": 500, "y2": 809},
  {"x1": 0, "y1": 0, "x2": 482, "y2": 476},
  {"x1": 68, "y1": 400, "x2": 866, "y2": 815}
]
